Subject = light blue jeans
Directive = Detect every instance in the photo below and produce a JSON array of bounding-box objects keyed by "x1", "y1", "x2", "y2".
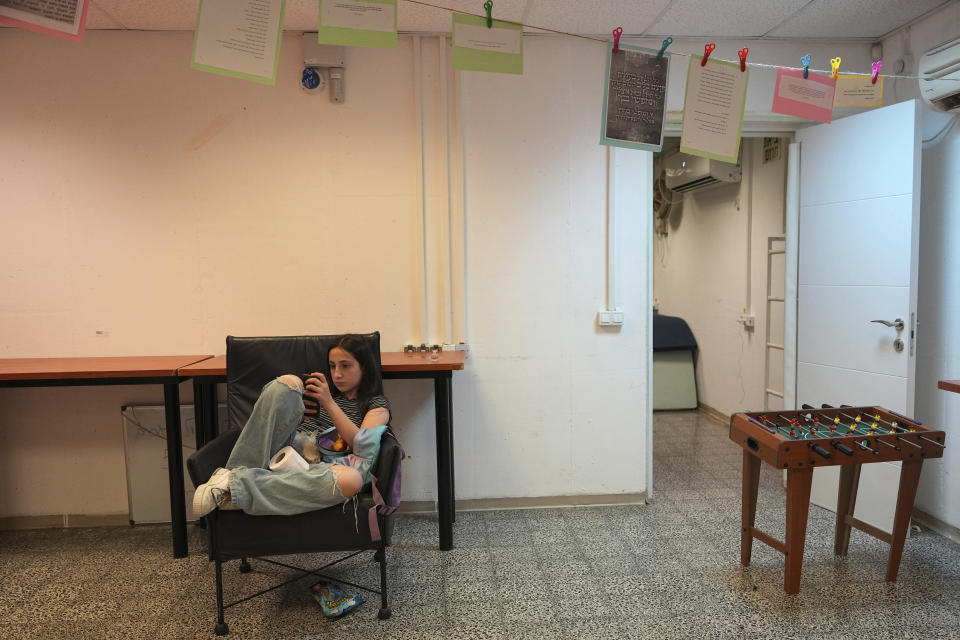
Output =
[{"x1": 226, "y1": 378, "x2": 345, "y2": 516}]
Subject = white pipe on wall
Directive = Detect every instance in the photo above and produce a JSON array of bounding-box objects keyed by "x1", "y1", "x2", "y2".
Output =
[
  {"x1": 783, "y1": 142, "x2": 800, "y2": 410},
  {"x1": 439, "y1": 35, "x2": 454, "y2": 346},
  {"x1": 447, "y1": 44, "x2": 467, "y2": 346},
  {"x1": 412, "y1": 35, "x2": 429, "y2": 346},
  {"x1": 606, "y1": 146, "x2": 617, "y2": 310}
]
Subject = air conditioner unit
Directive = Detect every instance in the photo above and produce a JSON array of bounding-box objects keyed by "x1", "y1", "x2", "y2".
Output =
[
  {"x1": 919, "y1": 36, "x2": 960, "y2": 113},
  {"x1": 664, "y1": 152, "x2": 741, "y2": 194}
]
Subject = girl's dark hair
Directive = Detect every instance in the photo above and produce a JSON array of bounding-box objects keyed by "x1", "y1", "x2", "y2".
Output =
[{"x1": 329, "y1": 334, "x2": 383, "y2": 405}]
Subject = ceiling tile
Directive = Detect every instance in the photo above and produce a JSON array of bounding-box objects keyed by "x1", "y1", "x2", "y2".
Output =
[
  {"x1": 646, "y1": 0, "x2": 811, "y2": 37},
  {"x1": 766, "y1": 0, "x2": 949, "y2": 39},
  {"x1": 522, "y1": 0, "x2": 674, "y2": 36}
]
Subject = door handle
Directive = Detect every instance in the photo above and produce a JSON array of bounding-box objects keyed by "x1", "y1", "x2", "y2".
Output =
[{"x1": 871, "y1": 318, "x2": 904, "y2": 331}]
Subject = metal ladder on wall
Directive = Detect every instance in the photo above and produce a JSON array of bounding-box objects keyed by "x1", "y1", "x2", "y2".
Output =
[{"x1": 764, "y1": 235, "x2": 786, "y2": 410}]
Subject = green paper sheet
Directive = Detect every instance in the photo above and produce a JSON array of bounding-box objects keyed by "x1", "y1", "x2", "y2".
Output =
[
  {"x1": 191, "y1": 0, "x2": 286, "y2": 85},
  {"x1": 318, "y1": 0, "x2": 397, "y2": 48},
  {"x1": 451, "y1": 12, "x2": 523, "y2": 75}
]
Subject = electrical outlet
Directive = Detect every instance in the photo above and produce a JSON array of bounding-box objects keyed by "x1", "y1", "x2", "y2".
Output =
[{"x1": 598, "y1": 309, "x2": 625, "y2": 326}]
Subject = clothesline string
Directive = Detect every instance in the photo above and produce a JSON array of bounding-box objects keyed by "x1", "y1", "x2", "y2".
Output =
[{"x1": 400, "y1": 0, "x2": 956, "y2": 82}]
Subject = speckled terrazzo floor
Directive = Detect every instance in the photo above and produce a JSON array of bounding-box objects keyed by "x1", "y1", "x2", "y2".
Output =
[{"x1": 2, "y1": 409, "x2": 960, "y2": 639}]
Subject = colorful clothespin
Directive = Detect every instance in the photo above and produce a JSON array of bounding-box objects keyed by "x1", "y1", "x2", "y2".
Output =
[
  {"x1": 612, "y1": 27, "x2": 623, "y2": 53},
  {"x1": 701, "y1": 42, "x2": 716, "y2": 66},
  {"x1": 738, "y1": 47, "x2": 749, "y2": 72},
  {"x1": 872, "y1": 60, "x2": 883, "y2": 85},
  {"x1": 830, "y1": 57, "x2": 841, "y2": 80},
  {"x1": 483, "y1": 0, "x2": 493, "y2": 28},
  {"x1": 657, "y1": 37, "x2": 672, "y2": 59},
  {"x1": 801, "y1": 54, "x2": 811, "y2": 79}
]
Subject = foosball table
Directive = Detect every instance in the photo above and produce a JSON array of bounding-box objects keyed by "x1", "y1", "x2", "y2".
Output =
[{"x1": 729, "y1": 405, "x2": 946, "y2": 594}]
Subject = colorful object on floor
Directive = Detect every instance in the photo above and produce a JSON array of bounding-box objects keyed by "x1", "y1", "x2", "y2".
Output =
[{"x1": 311, "y1": 581, "x2": 364, "y2": 619}]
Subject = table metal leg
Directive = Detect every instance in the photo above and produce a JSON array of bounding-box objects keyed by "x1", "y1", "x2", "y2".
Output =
[
  {"x1": 192, "y1": 379, "x2": 206, "y2": 451},
  {"x1": 206, "y1": 383, "x2": 219, "y2": 441},
  {"x1": 434, "y1": 373, "x2": 453, "y2": 550},
  {"x1": 164, "y1": 383, "x2": 188, "y2": 558}
]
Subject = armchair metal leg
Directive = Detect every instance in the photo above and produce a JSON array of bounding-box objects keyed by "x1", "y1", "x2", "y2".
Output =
[
  {"x1": 214, "y1": 559, "x2": 229, "y2": 635},
  {"x1": 376, "y1": 542, "x2": 391, "y2": 620}
]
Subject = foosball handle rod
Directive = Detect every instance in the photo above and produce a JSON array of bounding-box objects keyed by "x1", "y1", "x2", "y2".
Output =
[{"x1": 810, "y1": 444, "x2": 832, "y2": 459}]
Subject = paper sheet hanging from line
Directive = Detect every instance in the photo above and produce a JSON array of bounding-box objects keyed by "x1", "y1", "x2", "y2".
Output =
[
  {"x1": 318, "y1": 0, "x2": 397, "y2": 48},
  {"x1": 0, "y1": 0, "x2": 88, "y2": 41},
  {"x1": 679, "y1": 55, "x2": 748, "y2": 164},
  {"x1": 771, "y1": 68, "x2": 837, "y2": 123},
  {"x1": 191, "y1": 0, "x2": 286, "y2": 85},
  {"x1": 600, "y1": 44, "x2": 670, "y2": 152},
  {"x1": 834, "y1": 74, "x2": 884, "y2": 108},
  {"x1": 451, "y1": 12, "x2": 523, "y2": 74}
]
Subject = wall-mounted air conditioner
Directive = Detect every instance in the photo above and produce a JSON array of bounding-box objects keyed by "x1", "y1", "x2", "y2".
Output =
[
  {"x1": 664, "y1": 152, "x2": 741, "y2": 194},
  {"x1": 919, "y1": 36, "x2": 960, "y2": 113}
]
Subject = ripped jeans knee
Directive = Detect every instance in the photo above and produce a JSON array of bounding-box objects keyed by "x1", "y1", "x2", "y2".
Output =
[{"x1": 276, "y1": 374, "x2": 304, "y2": 393}]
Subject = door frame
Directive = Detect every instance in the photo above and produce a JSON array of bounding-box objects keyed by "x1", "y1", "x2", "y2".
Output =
[{"x1": 646, "y1": 116, "x2": 804, "y2": 501}]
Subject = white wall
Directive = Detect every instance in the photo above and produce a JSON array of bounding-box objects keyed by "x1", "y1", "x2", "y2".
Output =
[
  {"x1": 653, "y1": 138, "x2": 786, "y2": 417},
  {"x1": 0, "y1": 31, "x2": 650, "y2": 520},
  {"x1": 881, "y1": 3, "x2": 960, "y2": 532}
]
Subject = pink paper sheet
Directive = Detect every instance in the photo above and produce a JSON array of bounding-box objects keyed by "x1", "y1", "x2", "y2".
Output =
[
  {"x1": 0, "y1": 0, "x2": 89, "y2": 43},
  {"x1": 771, "y1": 68, "x2": 837, "y2": 124}
]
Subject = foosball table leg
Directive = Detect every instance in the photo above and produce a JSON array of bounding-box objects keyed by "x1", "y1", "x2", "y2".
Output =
[
  {"x1": 834, "y1": 464, "x2": 862, "y2": 556},
  {"x1": 886, "y1": 459, "x2": 924, "y2": 583},
  {"x1": 740, "y1": 451, "x2": 762, "y2": 566},
  {"x1": 784, "y1": 467, "x2": 813, "y2": 595}
]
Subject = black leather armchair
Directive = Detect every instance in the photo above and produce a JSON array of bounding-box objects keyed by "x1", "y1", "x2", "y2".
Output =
[{"x1": 186, "y1": 332, "x2": 403, "y2": 635}]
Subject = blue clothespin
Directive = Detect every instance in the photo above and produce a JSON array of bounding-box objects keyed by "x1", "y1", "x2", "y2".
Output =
[
  {"x1": 801, "y1": 54, "x2": 811, "y2": 79},
  {"x1": 657, "y1": 37, "x2": 672, "y2": 59},
  {"x1": 483, "y1": 0, "x2": 493, "y2": 28}
]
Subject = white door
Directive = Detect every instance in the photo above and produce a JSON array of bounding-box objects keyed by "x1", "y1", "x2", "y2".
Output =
[{"x1": 795, "y1": 99, "x2": 921, "y2": 533}]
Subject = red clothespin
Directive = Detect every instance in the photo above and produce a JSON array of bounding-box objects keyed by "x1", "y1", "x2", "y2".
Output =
[
  {"x1": 612, "y1": 27, "x2": 623, "y2": 53},
  {"x1": 738, "y1": 47, "x2": 749, "y2": 72},
  {"x1": 701, "y1": 42, "x2": 716, "y2": 66},
  {"x1": 872, "y1": 60, "x2": 883, "y2": 85}
]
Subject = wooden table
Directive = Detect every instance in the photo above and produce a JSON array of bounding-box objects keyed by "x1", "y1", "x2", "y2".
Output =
[
  {"x1": 938, "y1": 380, "x2": 960, "y2": 394},
  {"x1": 180, "y1": 350, "x2": 466, "y2": 550},
  {"x1": 0, "y1": 355, "x2": 213, "y2": 558}
]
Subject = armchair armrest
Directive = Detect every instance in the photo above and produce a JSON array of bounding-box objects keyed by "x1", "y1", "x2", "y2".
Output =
[{"x1": 187, "y1": 429, "x2": 241, "y2": 488}]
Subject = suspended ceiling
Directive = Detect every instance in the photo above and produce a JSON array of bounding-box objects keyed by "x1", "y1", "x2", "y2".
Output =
[{"x1": 72, "y1": 0, "x2": 955, "y2": 40}]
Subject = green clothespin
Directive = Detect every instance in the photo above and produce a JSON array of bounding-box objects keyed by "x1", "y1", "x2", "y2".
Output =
[
  {"x1": 657, "y1": 37, "x2": 672, "y2": 59},
  {"x1": 484, "y1": 0, "x2": 493, "y2": 28}
]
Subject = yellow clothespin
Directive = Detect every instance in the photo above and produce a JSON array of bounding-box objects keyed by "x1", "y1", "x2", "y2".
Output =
[{"x1": 831, "y1": 57, "x2": 841, "y2": 80}]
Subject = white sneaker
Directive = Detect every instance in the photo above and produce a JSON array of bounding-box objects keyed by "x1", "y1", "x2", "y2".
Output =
[{"x1": 192, "y1": 467, "x2": 233, "y2": 518}]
